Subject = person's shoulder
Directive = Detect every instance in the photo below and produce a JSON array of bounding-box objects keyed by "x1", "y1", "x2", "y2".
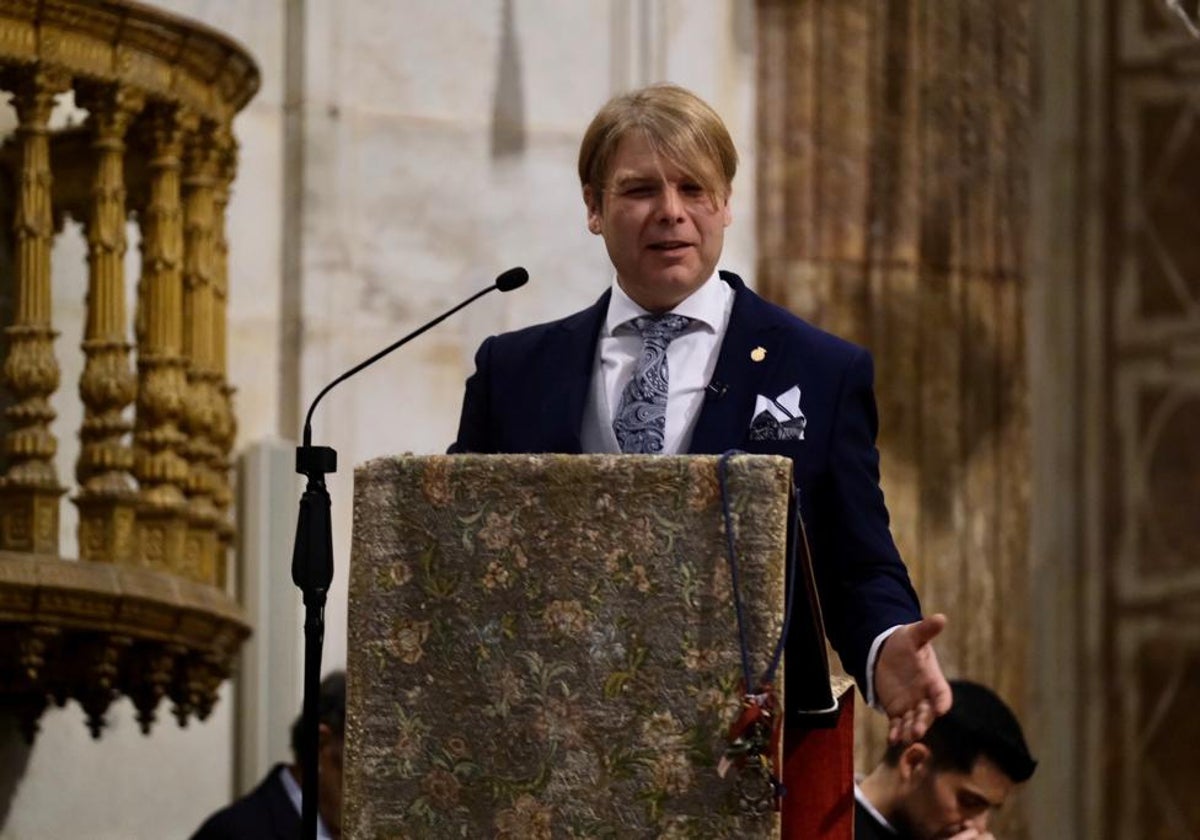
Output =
[
  {"x1": 497, "y1": 305, "x2": 597, "y2": 342},
  {"x1": 481, "y1": 294, "x2": 608, "y2": 356},
  {"x1": 853, "y1": 786, "x2": 904, "y2": 840},
  {"x1": 728, "y1": 275, "x2": 867, "y2": 363},
  {"x1": 188, "y1": 766, "x2": 293, "y2": 840},
  {"x1": 853, "y1": 798, "x2": 892, "y2": 840}
]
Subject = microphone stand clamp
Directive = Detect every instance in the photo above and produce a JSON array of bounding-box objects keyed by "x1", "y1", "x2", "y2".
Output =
[{"x1": 292, "y1": 441, "x2": 336, "y2": 840}]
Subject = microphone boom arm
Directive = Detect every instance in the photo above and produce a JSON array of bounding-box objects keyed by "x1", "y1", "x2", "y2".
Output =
[
  {"x1": 291, "y1": 266, "x2": 527, "y2": 840},
  {"x1": 303, "y1": 283, "x2": 499, "y2": 447}
]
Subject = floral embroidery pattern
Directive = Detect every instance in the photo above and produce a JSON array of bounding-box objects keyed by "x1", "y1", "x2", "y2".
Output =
[{"x1": 347, "y1": 454, "x2": 789, "y2": 838}]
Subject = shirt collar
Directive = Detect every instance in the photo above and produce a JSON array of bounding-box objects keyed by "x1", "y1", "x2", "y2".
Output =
[
  {"x1": 605, "y1": 271, "x2": 730, "y2": 336},
  {"x1": 854, "y1": 784, "x2": 898, "y2": 835},
  {"x1": 279, "y1": 765, "x2": 332, "y2": 840}
]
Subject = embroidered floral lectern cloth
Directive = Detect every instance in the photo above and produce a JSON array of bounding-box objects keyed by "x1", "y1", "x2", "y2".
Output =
[{"x1": 345, "y1": 453, "x2": 790, "y2": 839}]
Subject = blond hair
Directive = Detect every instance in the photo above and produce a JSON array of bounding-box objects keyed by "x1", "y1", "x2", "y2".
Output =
[{"x1": 577, "y1": 84, "x2": 738, "y2": 206}]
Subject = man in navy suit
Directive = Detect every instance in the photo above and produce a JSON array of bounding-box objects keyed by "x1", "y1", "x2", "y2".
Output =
[
  {"x1": 189, "y1": 672, "x2": 345, "y2": 840},
  {"x1": 452, "y1": 83, "x2": 949, "y2": 744}
]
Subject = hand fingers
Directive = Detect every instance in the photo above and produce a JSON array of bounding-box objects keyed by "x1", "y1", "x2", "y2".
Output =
[
  {"x1": 889, "y1": 706, "x2": 919, "y2": 745},
  {"x1": 888, "y1": 698, "x2": 938, "y2": 745},
  {"x1": 909, "y1": 613, "x2": 948, "y2": 646},
  {"x1": 908, "y1": 700, "x2": 934, "y2": 741},
  {"x1": 932, "y1": 670, "x2": 954, "y2": 715}
]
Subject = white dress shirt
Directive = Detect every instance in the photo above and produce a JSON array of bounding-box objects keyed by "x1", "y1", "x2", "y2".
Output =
[
  {"x1": 280, "y1": 764, "x2": 333, "y2": 840},
  {"x1": 854, "y1": 783, "x2": 898, "y2": 835}
]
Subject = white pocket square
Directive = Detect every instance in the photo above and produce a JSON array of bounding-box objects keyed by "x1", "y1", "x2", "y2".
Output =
[{"x1": 749, "y1": 386, "x2": 806, "y2": 441}]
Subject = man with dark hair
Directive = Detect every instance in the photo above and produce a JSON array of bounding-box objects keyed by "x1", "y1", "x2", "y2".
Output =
[
  {"x1": 856, "y1": 679, "x2": 1037, "y2": 840},
  {"x1": 190, "y1": 671, "x2": 346, "y2": 840}
]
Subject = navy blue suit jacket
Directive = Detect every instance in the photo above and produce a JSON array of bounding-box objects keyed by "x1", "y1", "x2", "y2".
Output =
[
  {"x1": 189, "y1": 765, "x2": 299, "y2": 840},
  {"x1": 451, "y1": 271, "x2": 921, "y2": 706}
]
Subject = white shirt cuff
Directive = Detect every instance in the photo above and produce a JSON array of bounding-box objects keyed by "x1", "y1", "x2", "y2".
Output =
[{"x1": 865, "y1": 624, "x2": 903, "y2": 709}]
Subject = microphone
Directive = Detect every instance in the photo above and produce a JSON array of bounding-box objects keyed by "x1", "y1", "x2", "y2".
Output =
[
  {"x1": 290, "y1": 265, "x2": 527, "y2": 840},
  {"x1": 495, "y1": 265, "x2": 528, "y2": 292},
  {"x1": 301, "y1": 266, "x2": 529, "y2": 448},
  {"x1": 706, "y1": 379, "x2": 728, "y2": 401}
]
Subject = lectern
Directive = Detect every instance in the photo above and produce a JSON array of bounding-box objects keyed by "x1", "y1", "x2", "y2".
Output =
[{"x1": 344, "y1": 453, "x2": 853, "y2": 838}]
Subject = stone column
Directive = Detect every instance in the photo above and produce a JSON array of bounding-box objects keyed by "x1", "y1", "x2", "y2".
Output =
[
  {"x1": 0, "y1": 67, "x2": 70, "y2": 554},
  {"x1": 133, "y1": 104, "x2": 195, "y2": 575},
  {"x1": 179, "y1": 123, "x2": 223, "y2": 585},
  {"x1": 73, "y1": 82, "x2": 144, "y2": 565},
  {"x1": 756, "y1": 4, "x2": 1031, "y2": 830}
]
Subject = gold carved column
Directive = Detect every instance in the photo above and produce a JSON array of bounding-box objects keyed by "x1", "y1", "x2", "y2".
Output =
[
  {"x1": 756, "y1": 4, "x2": 1031, "y2": 833},
  {"x1": 73, "y1": 83, "x2": 143, "y2": 565},
  {"x1": 133, "y1": 105, "x2": 194, "y2": 576},
  {"x1": 210, "y1": 134, "x2": 238, "y2": 585},
  {"x1": 180, "y1": 123, "x2": 223, "y2": 586},
  {"x1": 0, "y1": 67, "x2": 69, "y2": 553}
]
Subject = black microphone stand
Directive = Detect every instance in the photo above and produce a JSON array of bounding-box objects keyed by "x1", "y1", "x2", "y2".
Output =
[{"x1": 291, "y1": 267, "x2": 527, "y2": 840}]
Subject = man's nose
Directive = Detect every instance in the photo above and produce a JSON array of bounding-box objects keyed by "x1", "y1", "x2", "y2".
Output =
[
  {"x1": 966, "y1": 809, "x2": 991, "y2": 832},
  {"x1": 657, "y1": 186, "x2": 685, "y2": 220}
]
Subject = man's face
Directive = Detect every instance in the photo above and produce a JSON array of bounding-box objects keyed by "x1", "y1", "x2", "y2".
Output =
[
  {"x1": 895, "y1": 754, "x2": 1014, "y2": 839},
  {"x1": 584, "y1": 132, "x2": 732, "y2": 313}
]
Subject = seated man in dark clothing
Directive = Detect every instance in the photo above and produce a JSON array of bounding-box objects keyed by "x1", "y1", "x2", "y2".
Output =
[
  {"x1": 855, "y1": 679, "x2": 1036, "y2": 840},
  {"x1": 190, "y1": 671, "x2": 345, "y2": 840}
]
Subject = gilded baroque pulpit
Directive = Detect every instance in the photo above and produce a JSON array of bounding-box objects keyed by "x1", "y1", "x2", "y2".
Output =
[{"x1": 0, "y1": 0, "x2": 257, "y2": 740}]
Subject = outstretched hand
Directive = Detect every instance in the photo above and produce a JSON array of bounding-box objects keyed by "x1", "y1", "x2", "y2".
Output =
[{"x1": 875, "y1": 613, "x2": 952, "y2": 745}]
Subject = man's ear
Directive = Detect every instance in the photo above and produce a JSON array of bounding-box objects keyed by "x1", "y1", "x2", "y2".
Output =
[
  {"x1": 721, "y1": 187, "x2": 733, "y2": 228},
  {"x1": 583, "y1": 185, "x2": 602, "y2": 235},
  {"x1": 898, "y1": 742, "x2": 932, "y2": 783}
]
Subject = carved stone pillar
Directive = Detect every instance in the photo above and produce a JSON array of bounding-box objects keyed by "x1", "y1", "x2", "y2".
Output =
[
  {"x1": 73, "y1": 83, "x2": 144, "y2": 566},
  {"x1": 756, "y1": 5, "x2": 1031, "y2": 833},
  {"x1": 0, "y1": 67, "x2": 70, "y2": 553},
  {"x1": 179, "y1": 123, "x2": 223, "y2": 585},
  {"x1": 133, "y1": 104, "x2": 195, "y2": 575}
]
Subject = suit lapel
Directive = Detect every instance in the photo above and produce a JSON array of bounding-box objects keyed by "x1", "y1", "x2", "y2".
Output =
[
  {"x1": 689, "y1": 272, "x2": 786, "y2": 454},
  {"x1": 536, "y1": 290, "x2": 609, "y2": 454}
]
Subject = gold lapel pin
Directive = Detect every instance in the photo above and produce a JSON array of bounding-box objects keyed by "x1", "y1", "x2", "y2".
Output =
[{"x1": 750, "y1": 346, "x2": 767, "y2": 362}]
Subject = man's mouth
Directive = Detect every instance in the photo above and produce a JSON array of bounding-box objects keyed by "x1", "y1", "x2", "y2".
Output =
[{"x1": 648, "y1": 240, "x2": 691, "y2": 252}]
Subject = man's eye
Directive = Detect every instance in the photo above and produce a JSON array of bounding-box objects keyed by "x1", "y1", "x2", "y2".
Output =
[
  {"x1": 622, "y1": 185, "x2": 657, "y2": 197},
  {"x1": 958, "y1": 795, "x2": 987, "y2": 813},
  {"x1": 681, "y1": 183, "x2": 705, "y2": 195}
]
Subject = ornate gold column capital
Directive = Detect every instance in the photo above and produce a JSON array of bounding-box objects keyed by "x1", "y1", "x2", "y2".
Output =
[
  {"x1": 3, "y1": 65, "x2": 71, "y2": 127},
  {"x1": 76, "y1": 82, "x2": 146, "y2": 143},
  {"x1": 139, "y1": 103, "x2": 199, "y2": 167}
]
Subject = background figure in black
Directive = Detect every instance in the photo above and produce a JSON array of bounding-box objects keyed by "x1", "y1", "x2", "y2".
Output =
[{"x1": 189, "y1": 671, "x2": 345, "y2": 840}]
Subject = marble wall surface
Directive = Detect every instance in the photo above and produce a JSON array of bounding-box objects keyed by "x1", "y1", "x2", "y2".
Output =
[{"x1": 0, "y1": 1, "x2": 755, "y2": 838}]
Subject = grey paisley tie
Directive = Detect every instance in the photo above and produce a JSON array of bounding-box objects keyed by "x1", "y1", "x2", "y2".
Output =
[{"x1": 612, "y1": 314, "x2": 693, "y2": 454}]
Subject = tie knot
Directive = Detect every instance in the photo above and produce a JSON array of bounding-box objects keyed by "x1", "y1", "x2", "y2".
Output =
[{"x1": 631, "y1": 313, "x2": 692, "y2": 345}]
